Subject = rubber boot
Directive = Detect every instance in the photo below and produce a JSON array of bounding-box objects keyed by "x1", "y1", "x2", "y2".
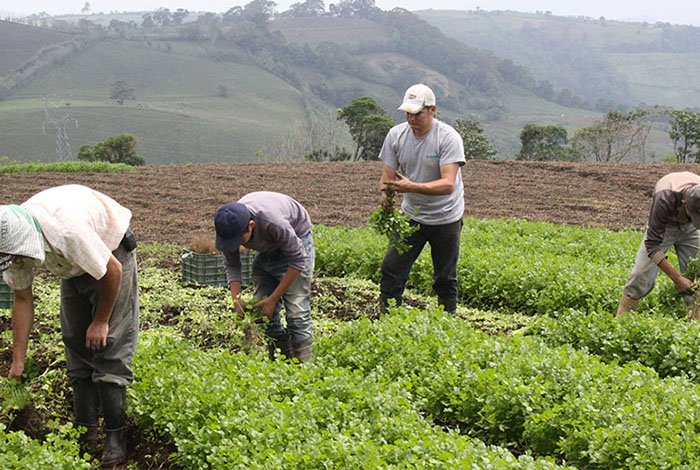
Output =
[
  {"x1": 616, "y1": 294, "x2": 639, "y2": 316},
  {"x1": 378, "y1": 294, "x2": 401, "y2": 315},
  {"x1": 438, "y1": 297, "x2": 457, "y2": 315},
  {"x1": 99, "y1": 383, "x2": 127, "y2": 467},
  {"x1": 72, "y1": 378, "x2": 100, "y2": 456},
  {"x1": 292, "y1": 338, "x2": 313, "y2": 364},
  {"x1": 267, "y1": 334, "x2": 293, "y2": 361}
]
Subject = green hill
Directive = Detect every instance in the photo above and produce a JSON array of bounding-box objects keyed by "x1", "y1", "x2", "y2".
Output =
[
  {"x1": 0, "y1": 20, "x2": 74, "y2": 76},
  {"x1": 0, "y1": 8, "x2": 689, "y2": 164},
  {"x1": 416, "y1": 9, "x2": 700, "y2": 110},
  {"x1": 1, "y1": 38, "x2": 308, "y2": 164}
]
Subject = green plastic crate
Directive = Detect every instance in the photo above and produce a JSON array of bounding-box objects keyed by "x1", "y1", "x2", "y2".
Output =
[
  {"x1": 181, "y1": 250, "x2": 254, "y2": 287},
  {"x1": 0, "y1": 279, "x2": 13, "y2": 309}
]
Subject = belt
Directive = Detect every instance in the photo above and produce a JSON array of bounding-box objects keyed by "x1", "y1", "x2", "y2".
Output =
[{"x1": 119, "y1": 229, "x2": 137, "y2": 252}]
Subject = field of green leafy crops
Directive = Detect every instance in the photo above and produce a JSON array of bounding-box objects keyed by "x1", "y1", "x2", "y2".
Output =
[{"x1": 2, "y1": 218, "x2": 698, "y2": 468}]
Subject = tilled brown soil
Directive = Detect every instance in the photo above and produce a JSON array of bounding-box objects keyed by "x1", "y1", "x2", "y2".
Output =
[{"x1": 1, "y1": 160, "x2": 698, "y2": 243}]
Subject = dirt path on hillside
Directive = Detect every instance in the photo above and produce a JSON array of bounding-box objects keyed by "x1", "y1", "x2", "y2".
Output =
[{"x1": 1, "y1": 160, "x2": 698, "y2": 245}]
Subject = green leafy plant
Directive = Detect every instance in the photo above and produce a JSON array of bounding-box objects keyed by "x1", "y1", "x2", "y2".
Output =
[
  {"x1": 368, "y1": 189, "x2": 418, "y2": 255},
  {"x1": 237, "y1": 291, "x2": 268, "y2": 354},
  {"x1": 0, "y1": 378, "x2": 32, "y2": 418},
  {"x1": 0, "y1": 161, "x2": 134, "y2": 173}
]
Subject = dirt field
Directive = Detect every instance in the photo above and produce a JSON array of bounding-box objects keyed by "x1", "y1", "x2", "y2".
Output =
[{"x1": 2, "y1": 160, "x2": 699, "y2": 245}]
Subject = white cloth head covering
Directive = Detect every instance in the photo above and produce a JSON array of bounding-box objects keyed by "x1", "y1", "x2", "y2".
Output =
[{"x1": 0, "y1": 205, "x2": 45, "y2": 262}]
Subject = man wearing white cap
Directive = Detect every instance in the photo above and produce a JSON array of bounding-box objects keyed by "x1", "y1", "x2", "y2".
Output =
[
  {"x1": 0, "y1": 184, "x2": 138, "y2": 466},
  {"x1": 377, "y1": 83, "x2": 466, "y2": 314},
  {"x1": 618, "y1": 171, "x2": 700, "y2": 317}
]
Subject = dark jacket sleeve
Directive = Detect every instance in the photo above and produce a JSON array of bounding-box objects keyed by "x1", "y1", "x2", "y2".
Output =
[{"x1": 644, "y1": 191, "x2": 677, "y2": 264}]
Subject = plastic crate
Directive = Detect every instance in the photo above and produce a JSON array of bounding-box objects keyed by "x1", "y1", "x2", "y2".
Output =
[
  {"x1": 181, "y1": 250, "x2": 254, "y2": 287},
  {"x1": 0, "y1": 279, "x2": 13, "y2": 309}
]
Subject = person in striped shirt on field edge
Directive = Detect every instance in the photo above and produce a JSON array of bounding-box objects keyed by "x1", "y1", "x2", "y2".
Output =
[
  {"x1": 0, "y1": 184, "x2": 138, "y2": 466},
  {"x1": 618, "y1": 171, "x2": 700, "y2": 318}
]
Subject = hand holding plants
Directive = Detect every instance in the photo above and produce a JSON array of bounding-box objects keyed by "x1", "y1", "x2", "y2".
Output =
[{"x1": 369, "y1": 187, "x2": 418, "y2": 255}]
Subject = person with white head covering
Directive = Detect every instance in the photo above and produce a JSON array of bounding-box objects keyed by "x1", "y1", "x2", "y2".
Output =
[
  {"x1": 618, "y1": 171, "x2": 700, "y2": 317},
  {"x1": 0, "y1": 184, "x2": 138, "y2": 466},
  {"x1": 377, "y1": 83, "x2": 466, "y2": 314}
]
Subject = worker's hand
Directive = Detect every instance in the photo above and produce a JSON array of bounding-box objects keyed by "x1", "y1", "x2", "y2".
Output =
[
  {"x1": 675, "y1": 276, "x2": 694, "y2": 294},
  {"x1": 8, "y1": 361, "x2": 24, "y2": 381},
  {"x1": 255, "y1": 297, "x2": 276, "y2": 319},
  {"x1": 233, "y1": 296, "x2": 246, "y2": 318},
  {"x1": 85, "y1": 320, "x2": 109, "y2": 352},
  {"x1": 385, "y1": 172, "x2": 411, "y2": 193}
]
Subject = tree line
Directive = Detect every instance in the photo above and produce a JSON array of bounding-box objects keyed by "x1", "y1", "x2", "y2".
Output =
[
  {"x1": 306, "y1": 97, "x2": 700, "y2": 164},
  {"x1": 38, "y1": 95, "x2": 700, "y2": 166}
]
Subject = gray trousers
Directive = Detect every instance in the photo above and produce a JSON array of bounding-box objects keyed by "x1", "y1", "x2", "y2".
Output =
[
  {"x1": 623, "y1": 223, "x2": 700, "y2": 300},
  {"x1": 60, "y1": 244, "x2": 139, "y2": 387}
]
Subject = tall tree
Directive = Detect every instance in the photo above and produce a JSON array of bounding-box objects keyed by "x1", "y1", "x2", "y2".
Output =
[
  {"x1": 243, "y1": 0, "x2": 277, "y2": 26},
  {"x1": 668, "y1": 109, "x2": 700, "y2": 163},
  {"x1": 453, "y1": 118, "x2": 496, "y2": 160},
  {"x1": 109, "y1": 80, "x2": 135, "y2": 105},
  {"x1": 337, "y1": 97, "x2": 394, "y2": 161},
  {"x1": 284, "y1": 0, "x2": 325, "y2": 17},
  {"x1": 572, "y1": 109, "x2": 651, "y2": 163},
  {"x1": 152, "y1": 8, "x2": 172, "y2": 26},
  {"x1": 516, "y1": 123, "x2": 571, "y2": 161},
  {"x1": 172, "y1": 9, "x2": 189, "y2": 25}
]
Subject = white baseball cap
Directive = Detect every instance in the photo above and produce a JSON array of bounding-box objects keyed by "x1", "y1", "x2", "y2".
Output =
[
  {"x1": 398, "y1": 84, "x2": 436, "y2": 114},
  {"x1": 0, "y1": 205, "x2": 45, "y2": 265}
]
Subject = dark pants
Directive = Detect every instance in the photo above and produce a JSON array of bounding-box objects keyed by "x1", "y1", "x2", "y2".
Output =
[{"x1": 380, "y1": 219, "x2": 462, "y2": 309}]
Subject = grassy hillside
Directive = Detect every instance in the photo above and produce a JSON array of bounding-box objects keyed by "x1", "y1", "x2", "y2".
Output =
[
  {"x1": 3, "y1": 38, "x2": 308, "y2": 163},
  {"x1": 0, "y1": 11, "x2": 683, "y2": 163},
  {"x1": 607, "y1": 52, "x2": 700, "y2": 108},
  {"x1": 417, "y1": 9, "x2": 700, "y2": 110},
  {"x1": 272, "y1": 16, "x2": 391, "y2": 46},
  {"x1": 0, "y1": 20, "x2": 73, "y2": 76}
]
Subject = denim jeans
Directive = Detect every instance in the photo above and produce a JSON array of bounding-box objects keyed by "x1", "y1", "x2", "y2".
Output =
[
  {"x1": 380, "y1": 219, "x2": 462, "y2": 308},
  {"x1": 252, "y1": 232, "x2": 314, "y2": 346},
  {"x1": 623, "y1": 223, "x2": 700, "y2": 300}
]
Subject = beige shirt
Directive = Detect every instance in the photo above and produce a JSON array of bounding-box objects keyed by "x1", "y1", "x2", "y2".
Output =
[{"x1": 3, "y1": 185, "x2": 131, "y2": 290}]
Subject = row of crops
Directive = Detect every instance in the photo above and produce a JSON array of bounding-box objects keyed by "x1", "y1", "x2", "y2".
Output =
[{"x1": 2, "y1": 218, "x2": 699, "y2": 468}]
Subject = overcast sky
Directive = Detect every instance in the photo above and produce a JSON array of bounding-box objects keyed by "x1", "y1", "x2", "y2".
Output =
[{"x1": 1, "y1": 0, "x2": 699, "y2": 27}]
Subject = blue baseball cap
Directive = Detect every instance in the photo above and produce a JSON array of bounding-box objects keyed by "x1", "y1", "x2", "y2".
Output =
[{"x1": 214, "y1": 202, "x2": 250, "y2": 252}]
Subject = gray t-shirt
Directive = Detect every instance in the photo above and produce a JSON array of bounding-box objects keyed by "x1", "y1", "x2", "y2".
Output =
[
  {"x1": 223, "y1": 191, "x2": 311, "y2": 284},
  {"x1": 379, "y1": 119, "x2": 466, "y2": 225}
]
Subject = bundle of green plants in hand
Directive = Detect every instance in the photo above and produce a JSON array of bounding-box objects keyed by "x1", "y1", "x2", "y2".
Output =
[
  {"x1": 683, "y1": 257, "x2": 700, "y2": 321},
  {"x1": 237, "y1": 291, "x2": 269, "y2": 354},
  {"x1": 368, "y1": 188, "x2": 418, "y2": 255}
]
